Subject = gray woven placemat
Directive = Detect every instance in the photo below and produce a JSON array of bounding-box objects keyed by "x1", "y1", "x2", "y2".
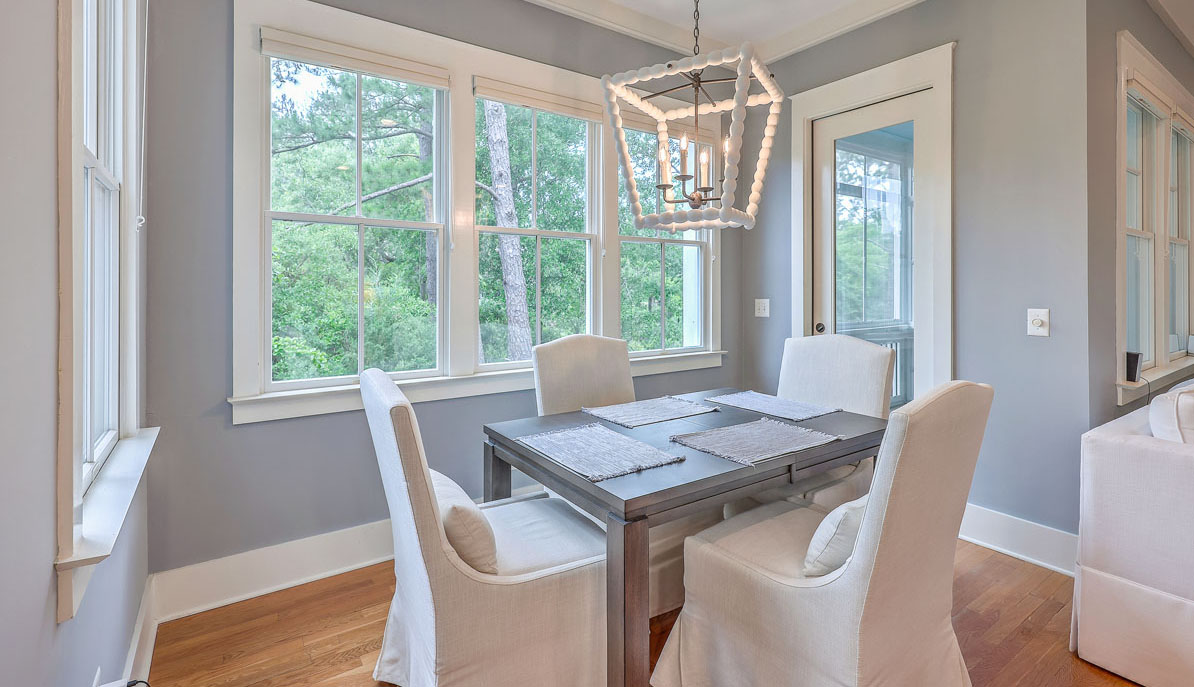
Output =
[
  {"x1": 670, "y1": 418, "x2": 840, "y2": 466},
  {"x1": 706, "y1": 390, "x2": 839, "y2": 422},
  {"x1": 517, "y1": 423, "x2": 685, "y2": 482},
  {"x1": 583, "y1": 396, "x2": 717, "y2": 428}
]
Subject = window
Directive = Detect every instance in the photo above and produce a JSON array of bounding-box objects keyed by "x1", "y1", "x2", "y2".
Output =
[
  {"x1": 231, "y1": 3, "x2": 723, "y2": 423},
  {"x1": 267, "y1": 58, "x2": 445, "y2": 386},
  {"x1": 1170, "y1": 129, "x2": 1191, "y2": 357},
  {"x1": 474, "y1": 99, "x2": 594, "y2": 365},
  {"x1": 80, "y1": 0, "x2": 123, "y2": 492},
  {"x1": 1124, "y1": 97, "x2": 1156, "y2": 367},
  {"x1": 617, "y1": 127, "x2": 708, "y2": 353},
  {"x1": 1116, "y1": 32, "x2": 1194, "y2": 398}
]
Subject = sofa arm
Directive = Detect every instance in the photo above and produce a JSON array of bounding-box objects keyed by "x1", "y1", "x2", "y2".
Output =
[{"x1": 1079, "y1": 430, "x2": 1194, "y2": 600}]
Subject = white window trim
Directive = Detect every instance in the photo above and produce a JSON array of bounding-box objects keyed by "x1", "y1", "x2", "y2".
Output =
[
  {"x1": 230, "y1": 0, "x2": 723, "y2": 424},
  {"x1": 1116, "y1": 31, "x2": 1194, "y2": 405},
  {"x1": 55, "y1": 0, "x2": 156, "y2": 622}
]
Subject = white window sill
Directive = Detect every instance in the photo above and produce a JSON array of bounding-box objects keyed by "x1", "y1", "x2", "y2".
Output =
[
  {"x1": 55, "y1": 427, "x2": 158, "y2": 621},
  {"x1": 1116, "y1": 355, "x2": 1194, "y2": 405},
  {"x1": 227, "y1": 350, "x2": 727, "y2": 425}
]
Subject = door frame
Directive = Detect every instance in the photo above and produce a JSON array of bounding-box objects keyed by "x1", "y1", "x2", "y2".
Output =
[{"x1": 790, "y1": 42, "x2": 955, "y2": 394}]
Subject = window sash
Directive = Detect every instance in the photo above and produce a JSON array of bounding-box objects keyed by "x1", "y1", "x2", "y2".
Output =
[{"x1": 264, "y1": 60, "x2": 448, "y2": 388}]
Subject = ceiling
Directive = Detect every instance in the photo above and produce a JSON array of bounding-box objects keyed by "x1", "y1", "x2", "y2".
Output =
[{"x1": 523, "y1": 0, "x2": 927, "y2": 64}]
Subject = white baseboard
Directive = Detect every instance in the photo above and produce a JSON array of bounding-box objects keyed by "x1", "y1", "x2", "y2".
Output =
[
  {"x1": 128, "y1": 519, "x2": 396, "y2": 679},
  {"x1": 959, "y1": 502, "x2": 1078, "y2": 576},
  {"x1": 124, "y1": 575, "x2": 157, "y2": 682},
  {"x1": 153, "y1": 519, "x2": 395, "y2": 622}
]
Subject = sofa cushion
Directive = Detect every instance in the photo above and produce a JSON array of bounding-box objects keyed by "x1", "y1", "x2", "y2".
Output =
[
  {"x1": 803, "y1": 494, "x2": 868, "y2": 576},
  {"x1": 1148, "y1": 389, "x2": 1194, "y2": 443},
  {"x1": 430, "y1": 470, "x2": 498, "y2": 574}
]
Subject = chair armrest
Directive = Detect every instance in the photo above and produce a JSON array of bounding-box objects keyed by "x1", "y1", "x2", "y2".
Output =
[{"x1": 1079, "y1": 431, "x2": 1194, "y2": 600}]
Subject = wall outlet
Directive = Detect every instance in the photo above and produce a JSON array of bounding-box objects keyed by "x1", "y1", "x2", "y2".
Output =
[
  {"x1": 1027, "y1": 308, "x2": 1049, "y2": 337},
  {"x1": 754, "y1": 298, "x2": 770, "y2": 318}
]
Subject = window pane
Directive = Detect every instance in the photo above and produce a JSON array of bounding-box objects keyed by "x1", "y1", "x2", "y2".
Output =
[
  {"x1": 619, "y1": 128, "x2": 662, "y2": 237},
  {"x1": 665, "y1": 244, "x2": 701, "y2": 348},
  {"x1": 475, "y1": 100, "x2": 532, "y2": 229},
  {"x1": 540, "y1": 237, "x2": 589, "y2": 343},
  {"x1": 1170, "y1": 241, "x2": 1188, "y2": 354},
  {"x1": 1127, "y1": 103, "x2": 1141, "y2": 170},
  {"x1": 621, "y1": 241, "x2": 663, "y2": 351},
  {"x1": 88, "y1": 175, "x2": 118, "y2": 447},
  {"x1": 535, "y1": 111, "x2": 588, "y2": 232},
  {"x1": 271, "y1": 220, "x2": 358, "y2": 381},
  {"x1": 270, "y1": 59, "x2": 356, "y2": 216},
  {"x1": 478, "y1": 232, "x2": 536, "y2": 363},
  {"x1": 1171, "y1": 132, "x2": 1180, "y2": 238},
  {"x1": 1127, "y1": 171, "x2": 1141, "y2": 230},
  {"x1": 83, "y1": 0, "x2": 98, "y2": 152},
  {"x1": 835, "y1": 149, "x2": 866, "y2": 324},
  {"x1": 1126, "y1": 233, "x2": 1153, "y2": 363},
  {"x1": 363, "y1": 227, "x2": 438, "y2": 372},
  {"x1": 360, "y1": 76, "x2": 437, "y2": 222}
]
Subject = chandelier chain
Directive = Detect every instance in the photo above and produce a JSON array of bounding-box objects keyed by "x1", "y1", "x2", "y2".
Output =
[{"x1": 692, "y1": 0, "x2": 700, "y2": 55}]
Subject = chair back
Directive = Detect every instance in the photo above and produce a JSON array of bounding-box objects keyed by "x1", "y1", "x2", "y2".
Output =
[
  {"x1": 776, "y1": 335, "x2": 895, "y2": 418},
  {"x1": 532, "y1": 334, "x2": 635, "y2": 415},
  {"x1": 849, "y1": 380, "x2": 993, "y2": 676},
  {"x1": 360, "y1": 368, "x2": 447, "y2": 676}
]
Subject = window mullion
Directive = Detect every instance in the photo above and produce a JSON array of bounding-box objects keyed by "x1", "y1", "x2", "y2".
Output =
[
  {"x1": 358, "y1": 223, "x2": 365, "y2": 373},
  {"x1": 355, "y1": 74, "x2": 363, "y2": 217}
]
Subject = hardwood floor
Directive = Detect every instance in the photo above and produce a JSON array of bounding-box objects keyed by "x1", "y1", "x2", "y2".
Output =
[{"x1": 148, "y1": 541, "x2": 1134, "y2": 687}]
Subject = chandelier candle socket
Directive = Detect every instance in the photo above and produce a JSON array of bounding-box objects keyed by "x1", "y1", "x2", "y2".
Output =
[{"x1": 602, "y1": 42, "x2": 784, "y2": 232}]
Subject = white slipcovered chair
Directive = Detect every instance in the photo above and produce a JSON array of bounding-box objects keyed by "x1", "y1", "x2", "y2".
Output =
[
  {"x1": 532, "y1": 334, "x2": 722, "y2": 617},
  {"x1": 728, "y1": 335, "x2": 895, "y2": 516},
  {"x1": 360, "y1": 368, "x2": 607, "y2": 687},
  {"x1": 1070, "y1": 402, "x2": 1194, "y2": 687},
  {"x1": 652, "y1": 380, "x2": 993, "y2": 687}
]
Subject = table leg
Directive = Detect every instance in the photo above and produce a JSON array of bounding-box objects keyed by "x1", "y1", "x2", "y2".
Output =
[
  {"x1": 606, "y1": 513, "x2": 650, "y2": 687},
  {"x1": 483, "y1": 441, "x2": 511, "y2": 502}
]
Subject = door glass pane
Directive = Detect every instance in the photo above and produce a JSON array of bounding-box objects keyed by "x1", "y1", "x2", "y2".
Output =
[
  {"x1": 1126, "y1": 233, "x2": 1154, "y2": 363},
  {"x1": 834, "y1": 122, "x2": 914, "y2": 407},
  {"x1": 1171, "y1": 241, "x2": 1188, "y2": 354}
]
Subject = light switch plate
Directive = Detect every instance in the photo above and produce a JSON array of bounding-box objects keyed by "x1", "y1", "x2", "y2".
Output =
[
  {"x1": 1027, "y1": 308, "x2": 1049, "y2": 336},
  {"x1": 754, "y1": 298, "x2": 770, "y2": 317}
]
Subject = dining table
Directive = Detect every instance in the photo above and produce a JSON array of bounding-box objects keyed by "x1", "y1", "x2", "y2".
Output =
[{"x1": 481, "y1": 387, "x2": 887, "y2": 687}]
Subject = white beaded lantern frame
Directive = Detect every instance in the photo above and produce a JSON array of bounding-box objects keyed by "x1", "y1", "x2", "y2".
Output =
[{"x1": 602, "y1": 42, "x2": 784, "y2": 233}]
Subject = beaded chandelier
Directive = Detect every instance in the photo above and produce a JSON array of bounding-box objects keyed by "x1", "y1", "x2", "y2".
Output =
[{"x1": 601, "y1": 1, "x2": 784, "y2": 232}]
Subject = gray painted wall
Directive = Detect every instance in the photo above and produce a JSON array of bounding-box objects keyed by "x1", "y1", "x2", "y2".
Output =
[
  {"x1": 0, "y1": 1, "x2": 149, "y2": 685},
  {"x1": 736, "y1": 0, "x2": 1093, "y2": 533},
  {"x1": 144, "y1": 0, "x2": 741, "y2": 573},
  {"x1": 1087, "y1": 0, "x2": 1194, "y2": 423}
]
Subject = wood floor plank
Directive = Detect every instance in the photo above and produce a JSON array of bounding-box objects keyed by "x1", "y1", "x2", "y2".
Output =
[{"x1": 149, "y1": 544, "x2": 1138, "y2": 687}]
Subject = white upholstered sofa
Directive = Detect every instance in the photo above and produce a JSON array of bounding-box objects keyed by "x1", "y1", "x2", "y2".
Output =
[{"x1": 1071, "y1": 403, "x2": 1194, "y2": 687}]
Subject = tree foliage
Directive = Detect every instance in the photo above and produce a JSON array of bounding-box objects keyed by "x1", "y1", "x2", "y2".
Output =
[{"x1": 267, "y1": 58, "x2": 707, "y2": 382}]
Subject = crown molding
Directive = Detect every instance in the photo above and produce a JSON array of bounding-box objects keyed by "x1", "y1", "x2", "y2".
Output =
[
  {"x1": 758, "y1": 0, "x2": 927, "y2": 63},
  {"x1": 520, "y1": 0, "x2": 729, "y2": 57},
  {"x1": 523, "y1": 0, "x2": 927, "y2": 64},
  {"x1": 1146, "y1": 0, "x2": 1194, "y2": 61}
]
